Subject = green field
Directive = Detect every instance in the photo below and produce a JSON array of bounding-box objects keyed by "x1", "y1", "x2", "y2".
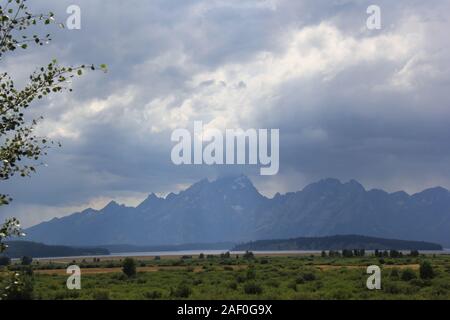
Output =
[{"x1": 2, "y1": 252, "x2": 450, "y2": 300}]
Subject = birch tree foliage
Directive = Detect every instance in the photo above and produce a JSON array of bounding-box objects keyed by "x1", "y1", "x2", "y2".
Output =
[{"x1": 0, "y1": 0, "x2": 106, "y2": 251}]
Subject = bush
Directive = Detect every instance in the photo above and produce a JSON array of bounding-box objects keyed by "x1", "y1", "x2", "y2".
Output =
[
  {"x1": 21, "y1": 256, "x2": 33, "y2": 266},
  {"x1": 384, "y1": 282, "x2": 401, "y2": 294},
  {"x1": 401, "y1": 269, "x2": 417, "y2": 281},
  {"x1": 171, "y1": 283, "x2": 192, "y2": 298},
  {"x1": 342, "y1": 249, "x2": 353, "y2": 258},
  {"x1": 390, "y1": 268, "x2": 400, "y2": 279},
  {"x1": 246, "y1": 268, "x2": 256, "y2": 280},
  {"x1": 302, "y1": 272, "x2": 317, "y2": 282},
  {"x1": 112, "y1": 273, "x2": 128, "y2": 281},
  {"x1": 136, "y1": 277, "x2": 147, "y2": 284},
  {"x1": 1, "y1": 274, "x2": 34, "y2": 300},
  {"x1": 243, "y1": 251, "x2": 254, "y2": 259},
  {"x1": 144, "y1": 290, "x2": 163, "y2": 299},
  {"x1": 92, "y1": 289, "x2": 110, "y2": 300},
  {"x1": 220, "y1": 252, "x2": 231, "y2": 259},
  {"x1": 410, "y1": 250, "x2": 420, "y2": 257},
  {"x1": 266, "y1": 279, "x2": 279, "y2": 288},
  {"x1": 244, "y1": 282, "x2": 263, "y2": 295},
  {"x1": 122, "y1": 257, "x2": 137, "y2": 278},
  {"x1": 295, "y1": 276, "x2": 305, "y2": 284},
  {"x1": 409, "y1": 278, "x2": 428, "y2": 288},
  {"x1": 16, "y1": 265, "x2": 34, "y2": 276},
  {"x1": 0, "y1": 256, "x2": 11, "y2": 266},
  {"x1": 389, "y1": 250, "x2": 402, "y2": 258},
  {"x1": 228, "y1": 282, "x2": 238, "y2": 290},
  {"x1": 287, "y1": 282, "x2": 297, "y2": 291},
  {"x1": 420, "y1": 261, "x2": 434, "y2": 279}
]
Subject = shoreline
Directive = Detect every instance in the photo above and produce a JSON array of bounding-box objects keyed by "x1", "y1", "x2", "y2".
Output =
[{"x1": 22, "y1": 248, "x2": 450, "y2": 263}]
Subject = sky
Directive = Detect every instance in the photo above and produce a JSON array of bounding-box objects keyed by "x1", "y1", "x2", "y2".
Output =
[{"x1": 1, "y1": 0, "x2": 450, "y2": 227}]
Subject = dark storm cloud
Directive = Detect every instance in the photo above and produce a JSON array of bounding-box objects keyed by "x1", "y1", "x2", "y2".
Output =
[{"x1": 1, "y1": 0, "x2": 450, "y2": 226}]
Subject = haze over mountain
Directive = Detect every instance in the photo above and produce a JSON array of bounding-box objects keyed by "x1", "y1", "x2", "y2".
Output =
[{"x1": 24, "y1": 175, "x2": 450, "y2": 247}]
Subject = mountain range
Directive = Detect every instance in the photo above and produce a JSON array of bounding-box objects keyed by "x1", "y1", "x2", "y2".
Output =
[{"x1": 24, "y1": 175, "x2": 450, "y2": 247}]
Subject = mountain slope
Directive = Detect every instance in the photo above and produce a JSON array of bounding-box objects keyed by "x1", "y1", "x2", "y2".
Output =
[
  {"x1": 233, "y1": 235, "x2": 443, "y2": 251},
  {"x1": 24, "y1": 175, "x2": 450, "y2": 246},
  {"x1": 2, "y1": 241, "x2": 109, "y2": 258}
]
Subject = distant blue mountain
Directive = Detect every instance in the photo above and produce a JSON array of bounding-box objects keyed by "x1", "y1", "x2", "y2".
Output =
[{"x1": 24, "y1": 175, "x2": 450, "y2": 247}]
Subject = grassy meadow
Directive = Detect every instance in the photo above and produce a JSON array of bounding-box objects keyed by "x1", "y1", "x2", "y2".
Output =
[{"x1": 2, "y1": 252, "x2": 450, "y2": 300}]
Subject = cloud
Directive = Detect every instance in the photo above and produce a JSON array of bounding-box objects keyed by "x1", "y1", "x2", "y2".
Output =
[{"x1": 1, "y1": 0, "x2": 450, "y2": 227}]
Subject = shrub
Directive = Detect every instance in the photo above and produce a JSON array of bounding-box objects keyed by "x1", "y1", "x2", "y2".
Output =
[
  {"x1": 342, "y1": 249, "x2": 353, "y2": 258},
  {"x1": 419, "y1": 261, "x2": 434, "y2": 279},
  {"x1": 171, "y1": 283, "x2": 192, "y2": 298},
  {"x1": 172, "y1": 260, "x2": 183, "y2": 266},
  {"x1": 266, "y1": 279, "x2": 279, "y2": 288},
  {"x1": 220, "y1": 252, "x2": 231, "y2": 259},
  {"x1": 287, "y1": 282, "x2": 297, "y2": 291},
  {"x1": 401, "y1": 269, "x2": 417, "y2": 281},
  {"x1": 302, "y1": 272, "x2": 317, "y2": 282},
  {"x1": 409, "y1": 279, "x2": 428, "y2": 288},
  {"x1": 244, "y1": 282, "x2": 263, "y2": 295},
  {"x1": 383, "y1": 282, "x2": 401, "y2": 294},
  {"x1": 144, "y1": 290, "x2": 163, "y2": 299},
  {"x1": 112, "y1": 273, "x2": 128, "y2": 281},
  {"x1": 243, "y1": 251, "x2": 254, "y2": 259},
  {"x1": 410, "y1": 250, "x2": 420, "y2": 257},
  {"x1": 389, "y1": 250, "x2": 402, "y2": 258},
  {"x1": 0, "y1": 256, "x2": 11, "y2": 266},
  {"x1": 328, "y1": 289, "x2": 353, "y2": 300},
  {"x1": 246, "y1": 268, "x2": 256, "y2": 280},
  {"x1": 390, "y1": 268, "x2": 400, "y2": 279},
  {"x1": 295, "y1": 276, "x2": 305, "y2": 284},
  {"x1": 1, "y1": 274, "x2": 34, "y2": 300},
  {"x1": 21, "y1": 256, "x2": 33, "y2": 266},
  {"x1": 228, "y1": 282, "x2": 238, "y2": 290},
  {"x1": 17, "y1": 265, "x2": 34, "y2": 276},
  {"x1": 122, "y1": 257, "x2": 137, "y2": 278},
  {"x1": 92, "y1": 289, "x2": 110, "y2": 300}
]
